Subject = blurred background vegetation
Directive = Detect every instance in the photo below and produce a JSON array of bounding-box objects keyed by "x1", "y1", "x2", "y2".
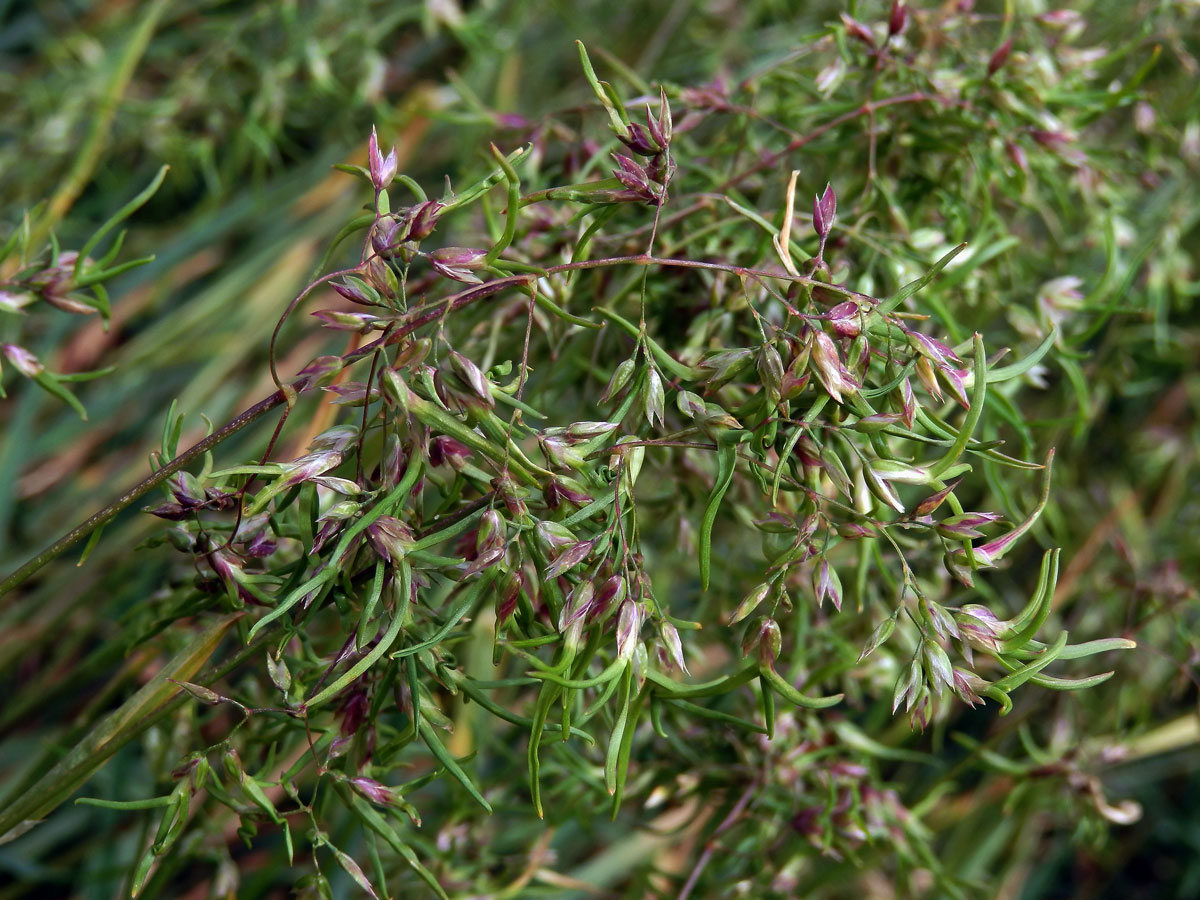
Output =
[{"x1": 1, "y1": 0, "x2": 1197, "y2": 898}]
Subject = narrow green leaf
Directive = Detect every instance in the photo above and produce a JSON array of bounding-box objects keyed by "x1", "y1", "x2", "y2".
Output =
[
  {"x1": 604, "y1": 666, "x2": 634, "y2": 794},
  {"x1": 758, "y1": 665, "x2": 843, "y2": 709},
  {"x1": 390, "y1": 568, "x2": 497, "y2": 662},
  {"x1": 929, "y1": 333, "x2": 986, "y2": 478},
  {"x1": 74, "y1": 795, "x2": 175, "y2": 810},
  {"x1": 982, "y1": 329, "x2": 1057, "y2": 384},
  {"x1": 328, "y1": 842, "x2": 380, "y2": 899},
  {"x1": 336, "y1": 785, "x2": 449, "y2": 900},
  {"x1": 878, "y1": 243, "x2": 968, "y2": 314},
  {"x1": 991, "y1": 631, "x2": 1070, "y2": 695},
  {"x1": 528, "y1": 681, "x2": 559, "y2": 818},
  {"x1": 75, "y1": 165, "x2": 169, "y2": 280},
  {"x1": 304, "y1": 590, "x2": 410, "y2": 710},
  {"x1": 32, "y1": 371, "x2": 88, "y2": 419},
  {"x1": 418, "y1": 717, "x2": 492, "y2": 813},
  {"x1": 699, "y1": 442, "x2": 738, "y2": 591},
  {"x1": 999, "y1": 549, "x2": 1060, "y2": 649}
]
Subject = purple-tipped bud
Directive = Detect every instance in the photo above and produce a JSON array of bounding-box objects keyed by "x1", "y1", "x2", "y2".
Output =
[
  {"x1": 852, "y1": 412, "x2": 903, "y2": 433},
  {"x1": 600, "y1": 358, "x2": 636, "y2": 404},
  {"x1": 780, "y1": 342, "x2": 811, "y2": 400},
  {"x1": 907, "y1": 330, "x2": 962, "y2": 367},
  {"x1": 244, "y1": 530, "x2": 278, "y2": 559},
  {"x1": 169, "y1": 472, "x2": 204, "y2": 508},
  {"x1": 495, "y1": 572, "x2": 521, "y2": 627},
  {"x1": 838, "y1": 522, "x2": 875, "y2": 540},
  {"x1": 368, "y1": 126, "x2": 397, "y2": 190},
  {"x1": 813, "y1": 183, "x2": 836, "y2": 240},
  {"x1": 566, "y1": 420, "x2": 620, "y2": 440},
  {"x1": 447, "y1": 350, "x2": 493, "y2": 407},
  {"x1": 914, "y1": 357, "x2": 942, "y2": 403},
  {"x1": 337, "y1": 687, "x2": 369, "y2": 736},
  {"x1": 310, "y1": 476, "x2": 361, "y2": 497},
  {"x1": 936, "y1": 511, "x2": 1003, "y2": 541},
  {"x1": 476, "y1": 508, "x2": 505, "y2": 551},
  {"x1": 616, "y1": 601, "x2": 644, "y2": 660},
  {"x1": 923, "y1": 598, "x2": 961, "y2": 642},
  {"x1": 893, "y1": 659, "x2": 922, "y2": 714},
  {"x1": 937, "y1": 363, "x2": 972, "y2": 409},
  {"x1": 371, "y1": 216, "x2": 405, "y2": 255},
  {"x1": 559, "y1": 581, "x2": 595, "y2": 632},
  {"x1": 283, "y1": 449, "x2": 344, "y2": 488},
  {"x1": 899, "y1": 376, "x2": 916, "y2": 428},
  {"x1": 323, "y1": 383, "x2": 380, "y2": 406},
  {"x1": 591, "y1": 574, "x2": 627, "y2": 623},
  {"x1": 0, "y1": 290, "x2": 33, "y2": 313},
  {"x1": 534, "y1": 520, "x2": 576, "y2": 554},
  {"x1": 331, "y1": 277, "x2": 378, "y2": 306},
  {"x1": 909, "y1": 690, "x2": 932, "y2": 731},
  {"x1": 2, "y1": 343, "x2": 42, "y2": 377},
  {"x1": 825, "y1": 300, "x2": 862, "y2": 338},
  {"x1": 407, "y1": 200, "x2": 443, "y2": 241},
  {"x1": 544, "y1": 537, "x2": 595, "y2": 579},
  {"x1": 492, "y1": 473, "x2": 528, "y2": 519},
  {"x1": 840, "y1": 13, "x2": 876, "y2": 47},
  {"x1": 208, "y1": 547, "x2": 256, "y2": 606},
  {"x1": 644, "y1": 368, "x2": 665, "y2": 427},
  {"x1": 944, "y1": 550, "x2": 976, "y2": 588},
  {"x1": 30, "y1": 252, "x2": 91, "y2": 313},
  {"x1": 309, "y1": 424, "x2": 358, "y2": 451},
  {"x1": 1006, "y1": 140, "x2": 1029, "y2": 174},
  {"x1": 312, "y1": 309, "x2": 383, "y2": 333},
  {"x1": 392, "y1": 337, "x2": 431, "y2": 370},
  {"x1": 813, "y1": 559, "x2": 843, "y2": 611},
  {"x1": 955, "y1": 604, "x2": 1004, "y2": 654},
  {"x1": 913, "y1": 478, "x2": 962, "y2": 517},
  {"x1": 430, "y1": 247, "x2": 486, "y2": 284},
  {"x1": 176, "y1": 681, "x2": 224, "y2": 705},
  {"x1": 743, "y1": 617, "x2": 782, "y2": 668},
  {"x1": 366, "y1": 515, "x2": 415, "y2": 564},
  {"x1": 870, "y1": 459, "x2": 931, "y2": 485},
  {"x1": 295, "y1": 356, "x2": 345, "y2": 389},
  {"x1": 379, "y1": 368, "x2": 411, "y2": 414},
  {"x1": 675, "y1": 389, "x2": 707, "y2": 419},
  {"x1": 147, "y1": 503, "x2": 190, "y2": 521},
  {"x1": 646, "y1": 88, "x2": 673, "y2": 149},
  {"x1": 545, "y1": 478, "x2": 592, "y2": 509},
  {"x1": 612, "y1": 153, "x2": 655, "y2": 196},
  {"x1": 952, "y1": 668, "x2": 989, "y2": 706},
  {"x1": 757, "y1": 344, "x2": 784, "y2": 401},
  {"x1": 659, "y1": 621, "x2": 688, "y2": 674},
  {"x1": 621, "y1": 122, "x2": 660, "y2": 156},
  {"x1": 1030, "y1": 129, "x2": 1074, "y2": 152},
  {"x1": 697, "y1": 347, "x2": 753, "y2": 383},
  {"x1": 538, "y1": 434, "x2": 586, "y2": 470},
  {"x1": 987, "y1": 39, "x2": 1013, "y2": 77},
  {"x1": 754, "y1": 512, "x2": 794, "y2": 534},
  {"x1": 429, "y1": 435, "x2": 472, "y2": 469},
  {"x1": 810, "y1": 329, "x2": 855, "y2": 404},
  {"x1": 350, "y1": 777, "x2": 399, "y2": 806},
  {"x1": 888, "y1": 1, "x2": 908, "y2": 36},
  {"x1": 465, "y1": 509, "x2": 507, "y2": 575},
  {"x1": 729, "y1": 582, "x2": 770, "y2": 625},
  {"x1": 923, "y1": 639, "x2": 954, "y2": 694}
]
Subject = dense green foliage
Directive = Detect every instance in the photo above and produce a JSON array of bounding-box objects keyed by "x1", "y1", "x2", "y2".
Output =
[{"x1": 2, "y1": 2, "x2": 1197, "y2": 898}]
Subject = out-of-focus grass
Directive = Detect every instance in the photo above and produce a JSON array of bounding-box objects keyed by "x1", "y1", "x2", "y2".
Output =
[{"x1": 0, "y1": 1, "x2": 1197, "y2": 898}]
